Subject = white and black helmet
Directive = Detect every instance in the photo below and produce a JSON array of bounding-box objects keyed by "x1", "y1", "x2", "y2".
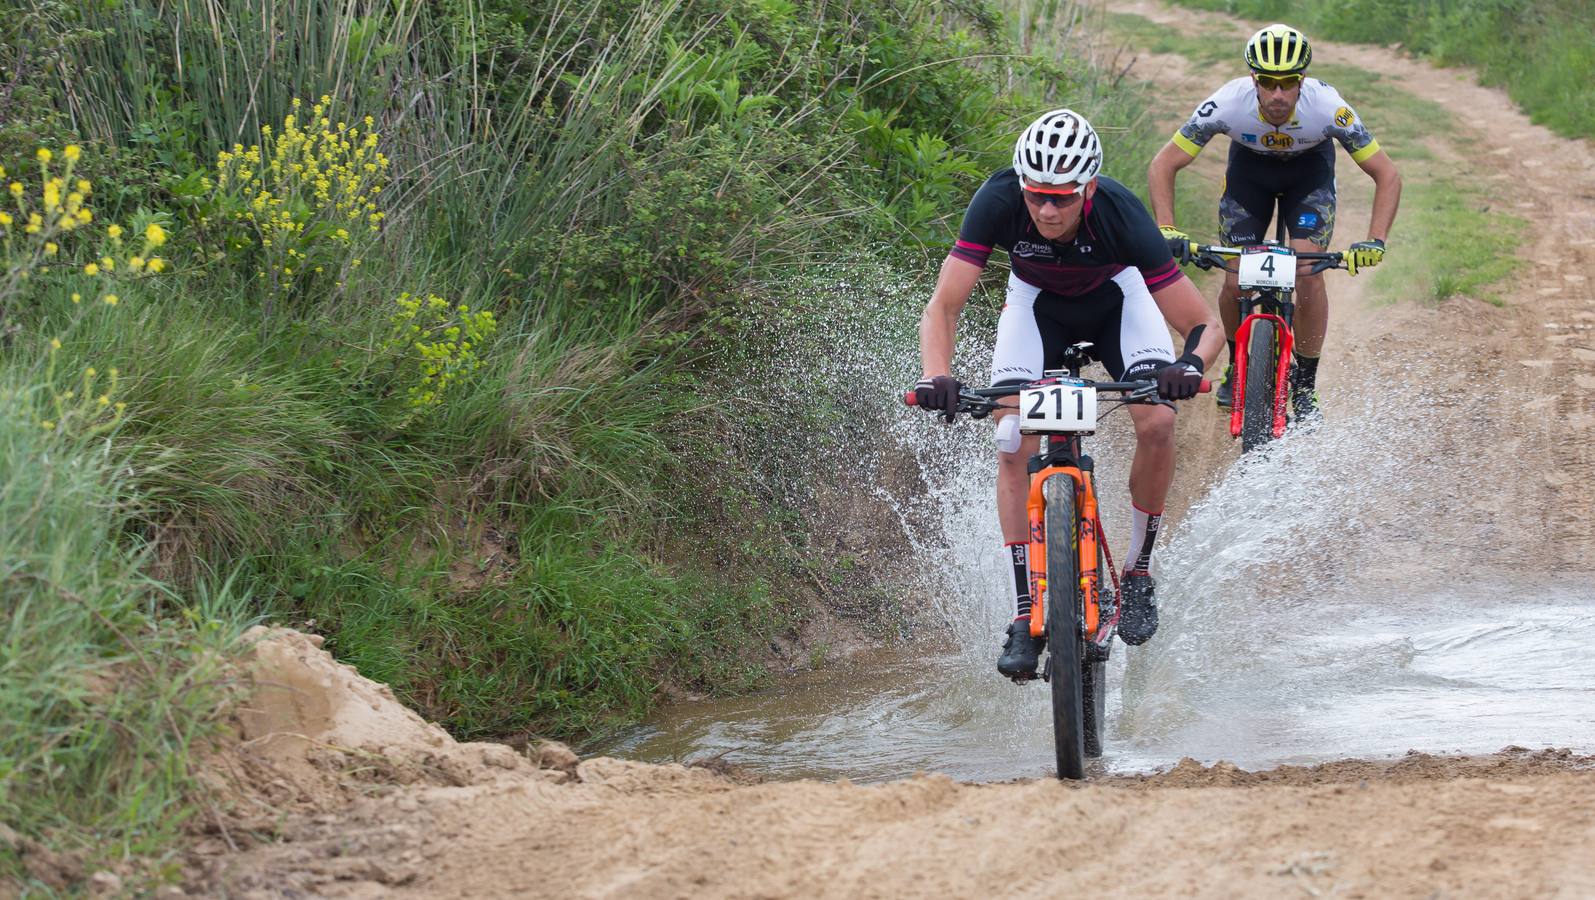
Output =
[{"x1": 1012, "y1": 109, "x2": 1103, "y2": 187}]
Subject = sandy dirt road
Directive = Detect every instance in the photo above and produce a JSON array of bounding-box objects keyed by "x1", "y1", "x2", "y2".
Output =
[{"x1": 169, "y1": 6, "x2": 1595, "y2": 898}]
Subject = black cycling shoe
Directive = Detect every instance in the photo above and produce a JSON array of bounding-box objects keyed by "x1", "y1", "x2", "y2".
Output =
[
  {"x1": 1118, "y1": 571, "x2": 1158, "y2": 646},
  {"x1": 997, "y1": 618, "x2": 1044, "y2": 679},
  {"x1": 1214, "y1": 364, "x2": 1234, "y2": 408},
  {"x1": 1291, "y1": 388, "x2": 1323, "y2": 426}
]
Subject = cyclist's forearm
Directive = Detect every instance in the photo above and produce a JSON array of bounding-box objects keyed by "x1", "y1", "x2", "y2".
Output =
[
  {"x1": 1367, "y1": 168, "x2": 1402, "y2": 242},
  {"x1": 919, "y1": 256, "x2": 978, "y2": 376},
  {"x1": 1147, "y1": 143, "x2": 1192, "y2": 225},
  {"x1": 919, "y1": 304, "x2": 957, "y2": 377}
]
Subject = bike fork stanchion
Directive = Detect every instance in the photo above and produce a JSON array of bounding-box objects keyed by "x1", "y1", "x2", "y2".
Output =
[{"x1": 1025, "y1": 464, "x2": 1087, "y2": 641}]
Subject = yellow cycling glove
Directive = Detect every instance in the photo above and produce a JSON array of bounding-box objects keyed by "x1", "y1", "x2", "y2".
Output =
[
  {"x1": 1159, "y1": 225, "x2": 1194, "y2": 264},
  {"x1": 1345, "y1": 239, "x2": 1386, "y2": 276}
]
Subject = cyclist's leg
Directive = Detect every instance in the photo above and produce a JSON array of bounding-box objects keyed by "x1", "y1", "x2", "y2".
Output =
[
  {"x1": 1281, "y1": 144, "x2": 1337, "y2": 417},
  {"x1": 1099, "y1": 269, "x2": 1176, "y2": 643},
  {"x1": 991, "y1": 273, "x2": 1047, "y2": 547},
  {"x1": 1103, "y1": 268, "x2": 1178, "y2": 526},
  {"x1": 1218, "y1": 144, "x2": 1278, "y2": 398},
  {"x1": 991, "y1": 275, "x2": 1051, "y2": 677}
]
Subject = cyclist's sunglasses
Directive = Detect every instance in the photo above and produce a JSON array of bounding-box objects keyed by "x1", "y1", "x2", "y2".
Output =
[
  {"x1": 1254, "y1": 73, "x2": 1303, "y2": 91},
  {"x1": 1021, "y1": 184, "x2": 1083, "y2": 208}
]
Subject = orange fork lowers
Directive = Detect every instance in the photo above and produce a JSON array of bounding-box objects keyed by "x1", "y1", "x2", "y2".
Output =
[{"x1": 1025, "y1": 466, "x2": 1104, "y2": 641}]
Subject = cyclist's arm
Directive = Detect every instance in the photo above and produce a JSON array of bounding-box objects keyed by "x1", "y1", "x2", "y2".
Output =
[
  {"x1": 1355, "y1": 149, "x2": 1402, "y2": 243},
  {"x1": 1147, "y1": 141, "x2": 1198, "y2": 228},
  {"x1": 919, "y1": 255, "x2": 983, "y2": 378},
  {"x1": 1150, "y1": 275, "x2": 1224, "y2": 371}
]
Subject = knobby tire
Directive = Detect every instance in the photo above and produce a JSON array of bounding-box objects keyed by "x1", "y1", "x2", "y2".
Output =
[
  {"x1": 1045, "y1": 479, "x2": 1086, "y2": 780},
  {"x1": 1240, "y1": 318, "x2": 1278, "y2": 453}
]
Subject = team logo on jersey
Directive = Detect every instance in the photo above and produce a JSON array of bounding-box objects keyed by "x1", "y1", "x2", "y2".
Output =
[
  {"x1": 1262, "y1": 132, "x2": 1294, "y2": 150},
  {"x1": 1011, "y1": 240, "x2": 1054, "y2": 257},
  {"x1": 1241, "y1": 133, "x2": 1259, "y2": 144},
  {"x1": 1334, "y1": 106, "x2": 1354, "y2": 128},
  {"x1": 1296, "y1": 212, "x2": 1319, "y2": 229}
]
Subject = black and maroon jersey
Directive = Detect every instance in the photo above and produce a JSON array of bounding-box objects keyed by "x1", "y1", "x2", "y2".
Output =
[{"x1": 949, "y1": 169, "x2": 1181, "y2": 297}]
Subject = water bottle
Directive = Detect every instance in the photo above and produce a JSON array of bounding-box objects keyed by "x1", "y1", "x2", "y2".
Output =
[{"x1": 994, "y1": 415, "x2": 1021, "y2": 454}]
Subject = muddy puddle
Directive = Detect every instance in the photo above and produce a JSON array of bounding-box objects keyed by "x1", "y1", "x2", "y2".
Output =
[{"x1": 600, "y1": 387, "x2": 1595, "y2": 782}]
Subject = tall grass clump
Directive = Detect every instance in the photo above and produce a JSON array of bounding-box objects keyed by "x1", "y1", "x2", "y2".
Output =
[
  {"x1": 0, "y1": 382, "x2": 246, "y2": 887},
  {"x1": 1161, "y1": 0, "x2": 1595, "y2": 138}
]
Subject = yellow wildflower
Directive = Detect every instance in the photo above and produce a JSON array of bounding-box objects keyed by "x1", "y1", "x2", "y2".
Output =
[
  {"x1": 0, "y1": 212, "x2": 12, "y2": 226},
  {"x1": 100, "y1": 256, "x2": 115, "y2": 271},
  {"x1": 50, "y1": 338, "x2": 62, "y2": 350},
  {"x1": 147, "y1": 258, "x2": 165, "y2": 273},
  {"x1": 71, "y1": 293, "x2": 81, "y2": 303},
  {"x1": 7, "y1": 182, "x2": 21, "y2": 197},
  {"x1": 129, "y1": 256, "x2": 145, "y2": 270},
  {"x1": 41, "y1": 420, "x2": 55, "y2": 431},
  {"x1": 83, "y1": 263, "x2": 100, "y2": 276},
  {"x1": 35, "y1": 148, "x2": 52, "y2": 163},
  {"x1": 63, "y1": 145, "x2": 81, "y2": 162},
  {"x1": 102, "y1": 294, "x2": 119, "y2": 306},
  {"x1": 44, "y1": 242, "x2": 57, "y2": 256},
  {"x1": 107, "y1": 224, "x2": 123, "y2": 240},
  {"x1": 144, "y1": 222, "x2": 167, "y2": 247}
]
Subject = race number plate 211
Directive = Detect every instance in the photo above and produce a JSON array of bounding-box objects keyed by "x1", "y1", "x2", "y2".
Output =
[{"x1": 1019, "y1": 383, "x2": 1097, "y2": 433}]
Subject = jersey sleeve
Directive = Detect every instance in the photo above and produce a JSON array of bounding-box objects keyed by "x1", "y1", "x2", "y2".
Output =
[
  {"x1": 1173, "y1": 89, "x2": 1230, "y2": 157},
  {"x1": 1109, "y1": 189, "x2": 1182, "y2": 292},
  {"x1": 1321, "y1": 87, "x2": 1381, "y2": 163},
  {"x1": 949, "y1": 175, "x2": 1012, "y2": 268}
]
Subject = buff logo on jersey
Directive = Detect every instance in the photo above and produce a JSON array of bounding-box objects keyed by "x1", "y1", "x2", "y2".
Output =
[
  {"x1": 1262, "y1": 132, "x2": 1294, "y2": 149},
  {"x1": 1334, "y1": 106, "x2": 1354, "y2": 128}
]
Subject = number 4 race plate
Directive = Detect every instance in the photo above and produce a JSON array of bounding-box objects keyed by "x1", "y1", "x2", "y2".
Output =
[
  {"x1": 1019, "y1": 382, "x2": 1097, "y2": 434},
  {"x1": 1238, "y1": 247, "x2": 1297, "y2": 290}
]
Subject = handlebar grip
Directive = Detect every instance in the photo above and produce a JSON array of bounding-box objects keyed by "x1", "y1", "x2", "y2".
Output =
[
  {"x1": 1199, "y1": 379, "x2": 1212, "y2": 394},
  {"x1": 903, "y1": 390, "x2": 919, "y2": 406}
]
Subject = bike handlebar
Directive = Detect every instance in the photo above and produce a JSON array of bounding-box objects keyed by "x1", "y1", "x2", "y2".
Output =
[
  {"x1": 1188, "y1": 244, "x2": 1346, "y2": 277},
  {"x1": 903, "y1": 377, "x2": 1212, "y2": 413}
]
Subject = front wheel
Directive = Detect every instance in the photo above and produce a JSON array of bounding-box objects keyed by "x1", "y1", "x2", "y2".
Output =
[
  {"x1": 1045, "y1": 478, "x2": 1086, "y2": 780},
  {"x1": 1240, "y1": 318, "x2": 1279, "y2": 453}
]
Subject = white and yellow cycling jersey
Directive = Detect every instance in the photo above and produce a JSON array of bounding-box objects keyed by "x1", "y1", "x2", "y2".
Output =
[{"x1": 1172, "y1": 76, "x2": 1381, "y2": 163}]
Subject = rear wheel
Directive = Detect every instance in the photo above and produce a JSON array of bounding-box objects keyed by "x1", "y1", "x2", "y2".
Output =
[
  {"x1": 1045, "y1": 478, "x2": 1086, "y2": 780},
  {"x1": 1240, "y1": 317, "x2": 1279, "y2": 453}
]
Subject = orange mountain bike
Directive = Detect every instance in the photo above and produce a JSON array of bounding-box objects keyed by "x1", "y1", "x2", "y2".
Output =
[{"x1": 907, "y1": 343, "x2": 1209, "y2": 779}]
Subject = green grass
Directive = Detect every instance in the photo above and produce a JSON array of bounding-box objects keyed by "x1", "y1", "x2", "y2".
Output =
[{"x1": 0, "y1": 381, "x2": 249, "y2": 889}]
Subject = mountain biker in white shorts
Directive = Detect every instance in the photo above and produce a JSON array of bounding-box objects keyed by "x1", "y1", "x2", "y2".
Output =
[{"x1": 915, "y1": 110, "x2": 1222, "y2": 677}]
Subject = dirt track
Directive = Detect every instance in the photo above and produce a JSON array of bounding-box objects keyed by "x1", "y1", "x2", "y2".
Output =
[{"x1": 178, "y1": 7, "x2": 1595, "y2": 898}]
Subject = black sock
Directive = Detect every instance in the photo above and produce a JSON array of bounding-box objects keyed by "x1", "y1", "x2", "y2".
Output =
[
  {"x1": 1293, "y1": 353, "x2": 1320, "y2": 393},
  {"x1": 1007, "y1": 542, "x2": 1031, "y2": 620}
]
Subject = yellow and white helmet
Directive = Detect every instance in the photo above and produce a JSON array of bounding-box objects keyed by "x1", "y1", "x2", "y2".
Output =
[{"x1": 1245, "y1": 23, "x2": 1312, "y2": 75}]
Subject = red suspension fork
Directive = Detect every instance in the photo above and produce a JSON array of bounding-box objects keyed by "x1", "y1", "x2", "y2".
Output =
[{"x1": 1230, "y1": 312, "x2": 1295, "y2": 439}]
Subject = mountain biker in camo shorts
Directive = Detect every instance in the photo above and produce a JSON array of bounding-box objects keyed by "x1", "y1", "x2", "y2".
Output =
[
  {"x1": 914, "y1": 110, "x2": 1222, "y2": 677},
  {"x1": 1147, "y1": 23, "x2": 1402, "y2": 421}
]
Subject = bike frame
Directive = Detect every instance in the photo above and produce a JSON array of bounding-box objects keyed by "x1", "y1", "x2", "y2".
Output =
[{"x1": 1025, "y1": 437, "x2": 1116, "y2": 647}]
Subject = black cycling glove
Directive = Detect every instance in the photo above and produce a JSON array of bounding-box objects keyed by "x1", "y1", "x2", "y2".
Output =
[
  {"x1": 1155, "y1": 354, "x2": 1205, "y2": 401},
  {"x1": 914, "y1": 374, "x2": 962, "y2": 423}
]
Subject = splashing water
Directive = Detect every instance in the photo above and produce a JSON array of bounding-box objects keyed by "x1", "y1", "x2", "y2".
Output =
[{"x1": 602, "y1": 271, "x2": 1595, "y2": 781}]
